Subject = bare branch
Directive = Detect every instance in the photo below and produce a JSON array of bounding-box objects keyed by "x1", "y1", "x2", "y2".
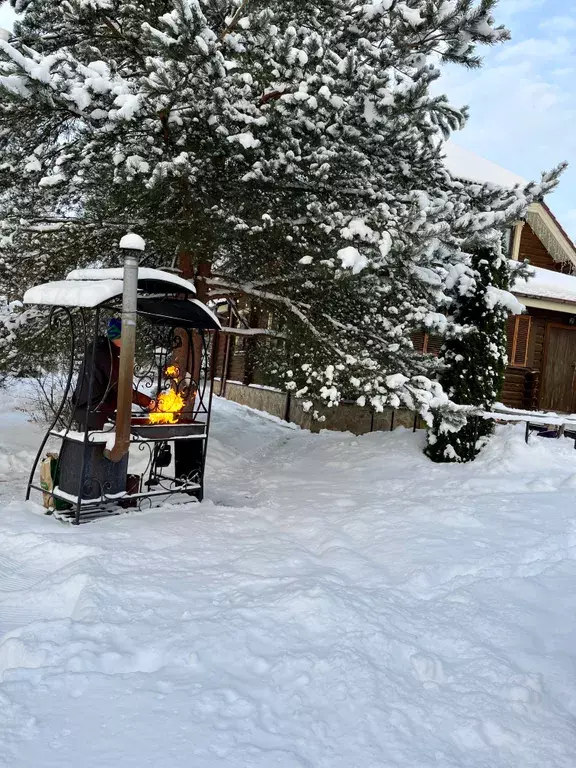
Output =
[
  {"x1": 205, "y1": 276, "x2": 344, "y2": 356},
  {"x1": 220, "y1": 327, "x2": 286, "y2": 339}
]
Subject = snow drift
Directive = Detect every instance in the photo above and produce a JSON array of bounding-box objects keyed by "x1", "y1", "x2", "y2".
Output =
[{"x1": 0, "y1": 392, "x2": 575, "y2": 766}]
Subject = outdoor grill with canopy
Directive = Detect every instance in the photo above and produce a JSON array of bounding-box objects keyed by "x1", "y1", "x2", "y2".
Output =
[{"x1": 23, "y1": 264, "x2": 221, "y2": 523}]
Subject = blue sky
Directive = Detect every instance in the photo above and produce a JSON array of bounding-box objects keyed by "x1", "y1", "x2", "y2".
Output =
[
  {"x1": 0, "y1": 1, "x2": 574, "y2": 239},
  {"x1": 437, "y1": 0, "x2": 576, "y2": 240}
]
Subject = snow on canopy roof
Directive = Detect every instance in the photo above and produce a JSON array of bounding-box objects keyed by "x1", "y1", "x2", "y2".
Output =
[
  {"x1": 444, "y1": 142, "x2": 527, "y2": 188},
  {"x1": 66, "y1": 267, "x2": 196, "y2": 295},
  {"x1": 23, "y1": 280, "x2": 222, "y2": 329},
  {"x1": 513, "y1": 264, "x2": 576, "y2": 305},
  {"x1": 24, "y1": 280, "x2": 124, "y2": 308},
  {"x1": 24, "y1": 267, "x2": 196, "y2": 308}
]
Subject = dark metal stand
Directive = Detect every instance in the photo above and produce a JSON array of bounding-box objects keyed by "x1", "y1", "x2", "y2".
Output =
[{"x1": 26, "y1": 303, "x2": 219, "y2": 523}]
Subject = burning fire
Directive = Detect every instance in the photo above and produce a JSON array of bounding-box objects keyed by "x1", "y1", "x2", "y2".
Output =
[
  {"x1": 149, "y1": 389, "x2": 185, "y2": 424},
  {"x1": 165, "y1": 364, "x2": 179, "y2": 378}
]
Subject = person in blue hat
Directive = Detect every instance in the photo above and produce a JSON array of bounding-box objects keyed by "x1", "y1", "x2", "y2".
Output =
[
  {"x1": 71, "y1": 317, "x2": 154, "y2": 430},
  {"x1": 106, "y1": 317, "x2": 122, "y2": 344}
]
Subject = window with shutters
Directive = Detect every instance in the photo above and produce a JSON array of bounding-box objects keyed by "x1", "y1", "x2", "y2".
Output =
[
  {"x1": 506, "y1": 315, "x2": 531, "y2": 367},
  {"x1": 411, "y1": 332, "x2": 443, "y2": 356}
]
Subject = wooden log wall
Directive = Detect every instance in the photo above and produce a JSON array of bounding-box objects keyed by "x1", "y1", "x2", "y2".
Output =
[
  {"x1": 499, "y1": 221, "x2": 574, "y2": 409},
  {"x1": 501, "y1": 308, "x2": 568, "y2": 410},
  {"x1": 519, "y1": 224, "x2": 568, "y2": 272}
]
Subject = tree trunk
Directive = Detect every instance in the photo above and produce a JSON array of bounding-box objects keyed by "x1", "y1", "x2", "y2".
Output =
[
  {"x1": 192, "y1": 261, "x2": 212, "y2": 405},
  {"x1": 242, "y1": 300, "x2": 261, "y2": 386},
  {"x1": 172, "y1": 250, "x2": 213, "y2": 419},
  {"x1": 171, "y1": 249, "x2": 193, "y2": 409}
]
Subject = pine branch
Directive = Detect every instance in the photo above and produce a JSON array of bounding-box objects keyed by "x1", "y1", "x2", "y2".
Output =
[
  {"x1": 220, "y1": 0, "x2": 251, "y2": 41},
  {"x1": 205, "y1": 276, "x2": 344, "y2": 355},
  {"x1": 99, "y1": 12, "x2": 147, "y2": 67}
]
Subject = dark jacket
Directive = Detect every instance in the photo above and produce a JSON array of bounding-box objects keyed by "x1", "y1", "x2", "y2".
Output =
[
  {"x1": 72, "y1": 337, "x2": 120, "y2": 418},
  {"x1": 72, "y1": 337, "x2": 151, "y2": 429}
]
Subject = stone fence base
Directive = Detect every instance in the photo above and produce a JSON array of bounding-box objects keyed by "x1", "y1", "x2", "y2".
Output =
[{"x1": 215, "y1": 379, "x2": 423, "y2": 435}]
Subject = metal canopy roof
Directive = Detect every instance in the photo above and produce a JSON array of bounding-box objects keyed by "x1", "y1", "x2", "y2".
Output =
[
  {"x1": 23, "y1": 270, "x2": 221, "y2": 330},
  {"x1": 137, "y1": 298, "x2": 221, "y2": 330},
  {"x1": 66, "y1": 267, "x2": 197, "y2": 295}
]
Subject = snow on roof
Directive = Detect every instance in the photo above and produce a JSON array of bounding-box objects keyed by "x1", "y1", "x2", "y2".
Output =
[
  {"x1": 444, "y1": 145, "x2": 575, "y2": 260},
  {"x1": 513, "y1": 264, "x2": 576, "y2": 305},
  {"x1": 24, "y1": 279, "x2": 124, "y2": 308},
  {"x1": 66, "y1": 267, "x2": 196, "y2": 295},
  {"x1": 444, "y1": 142, "x2": 527, "y2": 188}
]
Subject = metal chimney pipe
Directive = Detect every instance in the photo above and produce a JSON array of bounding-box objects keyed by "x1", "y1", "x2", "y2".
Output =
[{"x1": 104, "y1": 233, "x2": 144, "y2": 463}]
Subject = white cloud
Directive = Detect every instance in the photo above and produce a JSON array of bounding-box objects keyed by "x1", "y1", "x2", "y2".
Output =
[
  {"x1": 429, "y1": 0, "x2": 576, "y2": 237},
  {"x1": 434, "y1": 17, "x2": 576, "y2": 237},
  {"x1": 540, "y1": 15, "x2": 576, "y2": 32},
  {"x1": 496, "y1": 36, "x2": 572, "y2": 60}
]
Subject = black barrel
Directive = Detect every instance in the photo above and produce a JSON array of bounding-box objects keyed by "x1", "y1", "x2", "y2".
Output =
[{"x1": 58, "y1": 437, "x2": 128, "y2": 501}]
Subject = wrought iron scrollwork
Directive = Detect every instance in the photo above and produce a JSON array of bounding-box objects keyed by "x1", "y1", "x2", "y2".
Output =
[
  {"x1": 26, "y1": 306, "x2": 79, "y2": 501},
  {"x1": 27, "y1": 300, "x2": 218, "y2": 523}
]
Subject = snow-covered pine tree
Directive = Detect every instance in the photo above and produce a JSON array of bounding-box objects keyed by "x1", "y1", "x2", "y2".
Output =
[
  {"x1": 425, "y1": 240, "x2": 532, "y2": 462},
  {"x1": 0, "y1": 0, "x2": 559, "y2": 421}
]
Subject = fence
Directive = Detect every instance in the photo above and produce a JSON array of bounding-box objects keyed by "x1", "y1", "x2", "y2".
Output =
[{"x1": 216, "y1": 379, "x2": 423, "y2": 435}]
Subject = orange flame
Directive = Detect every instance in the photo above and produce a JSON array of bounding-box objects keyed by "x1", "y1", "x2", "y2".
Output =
[
  {"x1": 149, "y1": 389, "x2": 185, "y2": 424},
  {"x1": 165, "y1": 365, "x2": 179, "y2": 378}
]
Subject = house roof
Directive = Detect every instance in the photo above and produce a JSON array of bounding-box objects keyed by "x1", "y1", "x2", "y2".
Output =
[
  {"x1": 525, "y1": 203, "x2": 576, "y2": 267},
  {"x1": 512, "y1": 264, "x2": 576, "y2": 315},
  {"x1": 445, "y1": 142, "x2": 576, "y2": 266},
  {"x1": 443, "y1": 142, "x2": 527, "y2": 188},
  {"x1": 514, "y1": 265, "x2": 576, "y2": 304}
]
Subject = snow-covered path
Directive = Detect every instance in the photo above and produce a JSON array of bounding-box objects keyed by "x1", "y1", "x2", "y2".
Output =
[{"x1": 1, "y1": 394, "x2": 576, "y2": 767}]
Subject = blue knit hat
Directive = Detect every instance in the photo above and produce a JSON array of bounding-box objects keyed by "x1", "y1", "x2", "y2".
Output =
[{"x1": 107, "y1": 317, "x2": 122, "y2": 341}]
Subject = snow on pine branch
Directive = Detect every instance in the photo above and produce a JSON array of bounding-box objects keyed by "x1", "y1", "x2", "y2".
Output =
[{"x1": 220, "y1": 327, "x2": 287, "y2": 339}]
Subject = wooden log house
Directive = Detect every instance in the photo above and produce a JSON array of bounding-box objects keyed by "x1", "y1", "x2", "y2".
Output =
[{"x1": 502, "y1": 207, "x2": 576, "y2": 413}]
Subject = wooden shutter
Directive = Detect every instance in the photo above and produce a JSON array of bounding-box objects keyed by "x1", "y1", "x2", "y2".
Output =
[
  {"x1": 411, "y1": 331, "x2": 427, "y2": 353},
  {"x1": 512, "y1": 316, "x2": 531, "y2": 367},
  {"x1": 412, "y1": 332, "x2": 443, "y2": 356},
  {"x1": 228, "y1": 336, "x2": 247, "y2": 382},
  {"x1": 506, "y1": 316, "x2": 516, "y2": 362},
  {"x1": 507, "y1": 315, "x2": 531, "y2": 367},
  {"x1": 426, "y1": 334, "x2": 443, "y2": 357}
]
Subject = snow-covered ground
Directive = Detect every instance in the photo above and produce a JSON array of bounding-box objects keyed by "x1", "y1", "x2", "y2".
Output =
[{"x1": 0, "y1": 389, "x2": 576, "y2": 767}]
